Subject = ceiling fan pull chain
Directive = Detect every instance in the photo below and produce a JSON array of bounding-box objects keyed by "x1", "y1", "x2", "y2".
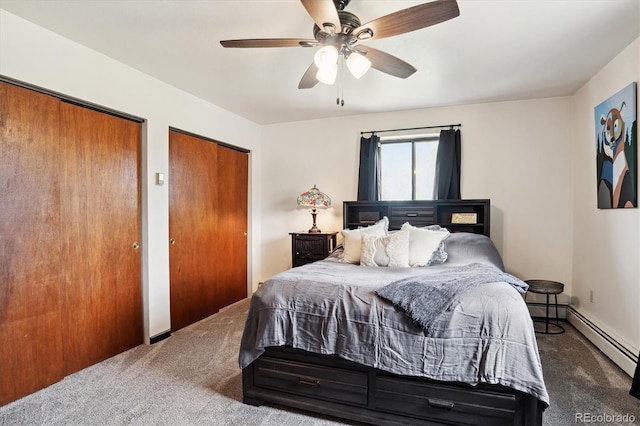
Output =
[
  {"x1": 336, "y1": 57, "x2": 341, "y2": 106},
  {"x1": 337, "y1": 56, "x2": 345, "y2": 107}
]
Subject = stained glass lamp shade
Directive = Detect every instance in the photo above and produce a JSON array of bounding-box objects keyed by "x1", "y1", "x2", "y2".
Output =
[{"x1": 297, "y1": 185, "x2": 331, "y2": 233}]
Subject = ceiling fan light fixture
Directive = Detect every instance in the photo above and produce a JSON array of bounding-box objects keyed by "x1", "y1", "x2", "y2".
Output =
[
  {"x1": 346, "y1": 52, "x2": 371, "y2": 79},
  {"x1": 316, "y1": 62, "x2": 338, "y2": 85},
  {"x1": 313, "y1": 45, "x2": 339, "y2": 69}
]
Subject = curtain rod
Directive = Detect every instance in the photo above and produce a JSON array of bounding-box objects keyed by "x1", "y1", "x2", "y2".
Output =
[{"x1": 360, "y1": 123, "x2": 461, "y2": 135}]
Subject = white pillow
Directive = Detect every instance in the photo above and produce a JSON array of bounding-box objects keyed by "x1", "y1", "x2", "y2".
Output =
[
  {"x1": 401, "y1": 222, "x2": 450, "y2": 267},
  {"x1": 340, "y1": 217, "x2": 388, "y2": 264},
  {"x1": 361, "y1": 229, "x2": 410, "y2": 267}
]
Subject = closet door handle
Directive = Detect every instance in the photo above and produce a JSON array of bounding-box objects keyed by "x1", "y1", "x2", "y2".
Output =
[
  {"x1": 132, "y1": 242, "x2": 140, "y2": 250},
  {"x1": 169, "y1": 238, "x2": 176, "y2": 245}
]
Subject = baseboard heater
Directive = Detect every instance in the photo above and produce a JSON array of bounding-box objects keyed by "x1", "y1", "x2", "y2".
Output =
[{"x1": 567, "y1": 307, "x2": 638, "y2": 377}]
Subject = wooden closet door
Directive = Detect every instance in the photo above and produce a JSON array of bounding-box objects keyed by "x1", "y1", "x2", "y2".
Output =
[
  {"x1": 216, "y1": 145, "x2": 248, "y2": 308},
  {"x1": 0, "y1": 82, "x2": 65, "y2": 405},
  {"x1": 169, "y1": 131, "x2": 219, "y2": 331},
  {"x1": 59, "y1": 102, "x2": 142, "y2": 375}
]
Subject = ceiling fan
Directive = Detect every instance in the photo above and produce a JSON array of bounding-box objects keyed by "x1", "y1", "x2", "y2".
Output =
[{"x1": 220, "y1": 0, "x2": 460, "y2": 91}]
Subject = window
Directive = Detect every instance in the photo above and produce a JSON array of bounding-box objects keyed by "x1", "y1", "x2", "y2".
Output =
[{"x1": 379, "y1": 134, "x2": 439, "y2": 200}]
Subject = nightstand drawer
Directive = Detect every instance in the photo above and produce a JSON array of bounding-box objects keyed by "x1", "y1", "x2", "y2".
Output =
[
  {"x1": 374, "y1": 375, "x2": 516, "y2": 424},
  {"x1": 254, "y1": 356, "x2": 368, "y2": 406},
  {"x1": 294, "y1": 254, "x2": 325, "y2": 267},
  {"x1": 293, "y1": 235, "x2": 326, "y2": 256},
  {"x1": 290, "y1": 232, "x2": 338, "y2": 267}
]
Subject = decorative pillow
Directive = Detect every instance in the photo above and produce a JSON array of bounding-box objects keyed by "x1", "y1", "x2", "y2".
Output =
[
  {"x1": 428, "y1": 240, "x2": 449, "y2": 265},
  {"x1": 340, "y1": 217, "x2": 389, "y2": 264},
  {"x1": 443, "y1": 232, "x2": 505, "y2": 270},
  {"x1": 401, "y1": 222, "x2": 450, "y2": 267},
  {"x1": 361, "y1": 229, "x2": 410, "y2": 267}
]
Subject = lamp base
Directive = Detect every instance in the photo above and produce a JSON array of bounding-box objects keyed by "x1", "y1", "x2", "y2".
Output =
[{"x1": 309, "y1": 209, "x2": 321, "y2": 233}]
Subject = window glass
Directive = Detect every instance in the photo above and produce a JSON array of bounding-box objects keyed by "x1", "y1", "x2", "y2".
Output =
[
  {"x1": 380, "y1": 142, "x2": 412, "y2": 200},
  {"x1": 379, "y1": 136, "x2": 438, "y2": 200},
  {"x1": 415, "y1": 140, "x2": 438, "y2": 199}
]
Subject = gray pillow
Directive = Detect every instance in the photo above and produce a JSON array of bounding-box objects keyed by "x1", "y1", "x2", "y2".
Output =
[{"x1": 443, "y1": 233, "x2": 505, "y2": 271}]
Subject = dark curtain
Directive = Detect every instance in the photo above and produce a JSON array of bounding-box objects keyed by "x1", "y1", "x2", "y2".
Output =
[
  {"x1": 631, "y1": 355, "x2": 640, "y2": 399},
  {"x1": 357, "y1": 134, "x2": 380, "y2": 201},
  {"x1": 433, "y1": 128, "x2": 461, "y2": 200}
]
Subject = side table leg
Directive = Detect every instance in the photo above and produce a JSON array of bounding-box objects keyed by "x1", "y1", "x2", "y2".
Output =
[{"x1": 545, "y1": 294, "x2": 550, "y2": 334}]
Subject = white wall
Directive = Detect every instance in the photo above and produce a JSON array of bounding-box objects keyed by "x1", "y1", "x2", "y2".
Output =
[
  {"x1": 571, "y1": 38, "x2": 640, "y2": 353},
  {"x1": 261, "y1": 97, "x2": 575, "y2": 293},
  {"x1": 0, "y1": 10, "x2": 263, "y2": 342}
]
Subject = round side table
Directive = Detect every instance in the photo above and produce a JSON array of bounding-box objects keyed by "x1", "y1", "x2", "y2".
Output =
[{"x1": 525, "y1": 279, "x2": 565, "y2": 334}]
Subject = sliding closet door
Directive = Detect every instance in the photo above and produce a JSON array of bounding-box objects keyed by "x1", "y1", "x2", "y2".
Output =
[
  {"x1": 169, "y1": 131, "x2": 219, "y2": 331},
  {"x1": 0, "y1": 83, "x2": 65, "y2": 405},
  {"x1": 59, "y1": 102, "x2": 142, "y2": 375},
  {"x1": 216, "y1": 145, "x2": 248, "y2": 308}
]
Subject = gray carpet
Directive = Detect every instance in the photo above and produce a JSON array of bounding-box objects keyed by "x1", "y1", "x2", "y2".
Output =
[
  {"x1": 536, "y1": 325, "x2": 639, "y2": 425},
  {"x1": 1, "y1": 298, "x2": 638, "y2": 425}
]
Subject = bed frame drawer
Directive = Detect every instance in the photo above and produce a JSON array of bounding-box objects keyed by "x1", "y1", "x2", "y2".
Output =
[
  {"x1": 374, "y1": 375, "x2": 516, "y2": 425},
  {"x1": 244, "y1": 347, "x2": 543, "y2": 425},
  {"x1": 253, "y1": 356, "x2": 368, "y2": 406},
  {"x1": 389, "y1": 206, "x2": 436, "y2": 228}
]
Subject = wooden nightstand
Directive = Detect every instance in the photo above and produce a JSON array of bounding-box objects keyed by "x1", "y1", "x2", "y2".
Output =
[{"x1": 289, "y1": 232, "x2": 338, "y2": 267}]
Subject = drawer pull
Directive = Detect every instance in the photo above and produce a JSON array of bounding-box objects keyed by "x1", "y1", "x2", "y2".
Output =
[
  {"x1": 428, "y1": 398, "x2": 455, "y2": 410},
  {"x1": 406, "y1": 213, "x2": 418, "y2": 217},
  {"x1": 298, "y1": 379, "x2": 320, "y2": 387}
]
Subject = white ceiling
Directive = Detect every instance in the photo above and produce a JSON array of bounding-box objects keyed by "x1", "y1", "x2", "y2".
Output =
[{"x1": 1, "y1": 0, "x2": 638, "y2": 125}]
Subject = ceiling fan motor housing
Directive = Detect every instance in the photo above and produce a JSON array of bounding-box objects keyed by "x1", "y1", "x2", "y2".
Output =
[{"x1": 313, "y1": 10, "x2": 361, "y2": 51}]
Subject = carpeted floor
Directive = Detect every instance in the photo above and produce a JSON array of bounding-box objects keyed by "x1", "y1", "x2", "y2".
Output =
[
  {"x1": 1, "y1": 298, "x2": 638, "y2": 425},
  {"x1": 535, "y1": 324, "x2": 639, "y2": 425}
]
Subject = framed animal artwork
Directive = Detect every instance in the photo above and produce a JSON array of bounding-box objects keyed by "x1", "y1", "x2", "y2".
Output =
[{"x1": 594, "y1": 82, "x2": 637, "y2": 209}]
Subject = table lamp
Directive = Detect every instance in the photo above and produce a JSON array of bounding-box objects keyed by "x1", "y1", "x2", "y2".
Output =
[{"x1": 297, "y1": 185, "x2": 331, "y2": 233}]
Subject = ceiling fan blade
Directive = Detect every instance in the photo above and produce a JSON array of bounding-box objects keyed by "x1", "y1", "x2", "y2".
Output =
[
  {"x1": 220, "y1": 39, "x2": 317, "y2": 48},
  {"x1": 298, "y1": 62, "x2": 320, "y2": 89},
  {"x1": 353, "y1": 0, "x2": 459, "y2": 41},
  {"x1": 357, "y1": 46, "x2": 416, "y2": 79},
  {"x1": 300, "y1": 0, "x2": 342, "y2": 33}
]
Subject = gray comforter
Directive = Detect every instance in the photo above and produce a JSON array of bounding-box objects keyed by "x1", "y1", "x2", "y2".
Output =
[
  {"x1": 376, "y1": 262, "x2": 529, "y2": 333},
  {"x1": 239, "y1": 233, "x2": 549, "y2": 406}
]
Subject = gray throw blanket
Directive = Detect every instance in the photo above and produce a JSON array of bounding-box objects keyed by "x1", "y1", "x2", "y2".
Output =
[{"x1": 376, "y1": 263, "x2": 529, "y2": 333}]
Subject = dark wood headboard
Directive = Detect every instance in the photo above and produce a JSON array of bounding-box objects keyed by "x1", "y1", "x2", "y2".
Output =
[{"x1": 343, "y1": 199, "x2": 490, "y2": 237}]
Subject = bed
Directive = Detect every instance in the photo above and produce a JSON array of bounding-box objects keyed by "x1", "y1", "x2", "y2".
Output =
[{"x1": 240, "y1": 200, "x2": 548, "y2": 425}]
